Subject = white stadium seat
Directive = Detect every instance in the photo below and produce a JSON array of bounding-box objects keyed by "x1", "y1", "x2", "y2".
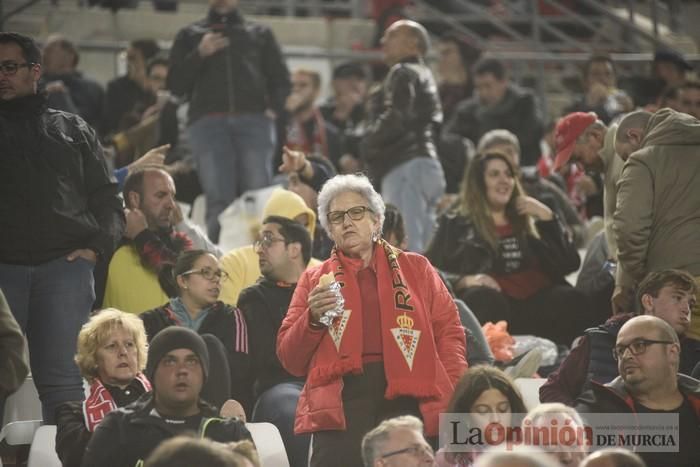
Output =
[{"x1": 245, "y1": 422, "x2": 290, "y2": 467}]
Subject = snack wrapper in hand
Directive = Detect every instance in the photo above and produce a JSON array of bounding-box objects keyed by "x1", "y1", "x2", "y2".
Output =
[{"x1": 317, "y1": 272, "x2": 344, "y2": 327}]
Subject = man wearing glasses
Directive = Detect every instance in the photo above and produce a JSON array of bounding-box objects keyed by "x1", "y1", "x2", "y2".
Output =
[
  {"x1": 0, "y1": 32, "x2": 124, "y2": 423},
  {"x1": 576, "y1": 315, "x2": 700, "y2": 467},
  {"x1": 541, "y1": 269, "x2": 698, "y2": 406},
  {"x1": 238, "y1": 215, "x2": 312, "y2": 467},
  {"x1": 361, "y1": 415, "x2": 435, "y2": 467}
]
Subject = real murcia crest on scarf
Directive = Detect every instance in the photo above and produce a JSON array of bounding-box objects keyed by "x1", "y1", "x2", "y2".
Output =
[
  {"x1": 328, "y1": 309, "x2": 352, "y2": 351},
  {"x1": 391, "y1": 313, "x2": 421, "y2": 370}
]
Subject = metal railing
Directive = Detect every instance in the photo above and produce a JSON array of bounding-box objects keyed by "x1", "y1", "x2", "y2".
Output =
[
  {"x1": 413, "y1": 0, "x2": 686, "y2": 54},
  {"x1": 236, "y1": 0, "x2": 365, "y2": 18},
  {"x1": 0, "y1": 0, "x2": 367, "y2": 26},
  {"x1": 3, "y1": 0, "x2": 696, "y2": 119}
]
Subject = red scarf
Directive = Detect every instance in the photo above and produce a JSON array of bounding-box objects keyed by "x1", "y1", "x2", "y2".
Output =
[
  {"x1": 83, "y1": 373, "x2": 151, "y2": 432},
  {"x1": 307, "y1": 240, "x2": 440, "y2": 400},
  {"x1": 285, "y1": 108, "x2": 329, "y2": 160}
]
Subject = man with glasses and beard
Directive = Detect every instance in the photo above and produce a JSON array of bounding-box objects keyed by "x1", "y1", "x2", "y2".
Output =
[{"x1": 576, "y1": 315, "x2": 700, "y2": 467}]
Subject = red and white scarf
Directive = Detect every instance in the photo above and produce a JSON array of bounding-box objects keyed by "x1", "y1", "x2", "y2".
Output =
[
  {"x1": 307, "y1": 240, "x2": 441, "y2": 400},
  {"x1": 83, "y1": 373, "x2": 151, "y2": 432},
  {"x1": 285, "y1": 108, "x2": 330, "y2": 160}
]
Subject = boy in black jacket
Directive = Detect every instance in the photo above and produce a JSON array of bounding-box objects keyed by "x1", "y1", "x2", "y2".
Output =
[{"x1": 82, "y1": 327, "x2": 250, "y2": 467}]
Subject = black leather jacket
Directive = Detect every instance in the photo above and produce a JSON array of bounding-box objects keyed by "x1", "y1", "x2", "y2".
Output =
[
  {"x1": 425, "y1": 212, "x2": 580, "y2": 289},
  {"x1": 362, "y1": 56, "x2": 442, "y2": 183},
  {"x1": 0, "y1": 93, "x2": 124, "y2": 265},
  {"x1": 168, "y1": 8, "x2": 291, "y2": 124}
]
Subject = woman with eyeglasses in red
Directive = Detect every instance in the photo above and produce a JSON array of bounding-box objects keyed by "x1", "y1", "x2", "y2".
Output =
[
  {"x1": 277, "y1": 174, "x2": 467, "y2": 467},
  {"x1": 141, "y1": 249, "x2": 253, "y2": 417}
]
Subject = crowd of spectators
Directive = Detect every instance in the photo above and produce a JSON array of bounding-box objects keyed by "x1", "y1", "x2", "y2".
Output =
[{"x1": 2, "y1": 0, "x2": 700, "y2": 465}]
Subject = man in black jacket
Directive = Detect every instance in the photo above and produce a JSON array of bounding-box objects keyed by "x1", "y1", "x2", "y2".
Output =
[
  {"x1": 168, "y1": 0, "x2": 291, "y2": 242},
  {"x1": 0, "y1": 32, "x2": 124, "y2": 423},
  {"x1": 444, "y1": 58, "x2": 544, "y2": 167},
  {"x1": 238, "y1": 215, "x2": 311, "y2": 467},
  {"x1": 82, "y1": 327, "x2": 251, "y2": 467},
  {"x1": 363, "y1": 19, "x2": 445, "y2": 253}
]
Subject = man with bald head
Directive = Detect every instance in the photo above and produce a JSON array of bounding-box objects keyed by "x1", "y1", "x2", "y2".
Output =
[
  {"x1": 577, "y1": 315, "x2": 700, "y2": 467},
  {"x1": 363, "y1": 19, "x2": 445, "y2": 253},
  {"x1": 613, "y1": 110, "x2": 652, "y2": 162}
]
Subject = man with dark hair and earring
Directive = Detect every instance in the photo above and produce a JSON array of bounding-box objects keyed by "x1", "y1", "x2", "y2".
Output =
[
  {"x1": 0, "y1": 32, "x2": 124, "y2": 423},
  {"x1": 238, "y1": 215, "x2": 312, "y2": 467}
]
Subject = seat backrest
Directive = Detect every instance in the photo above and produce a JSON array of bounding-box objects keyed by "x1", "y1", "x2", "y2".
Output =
[
  {"x1": 245, "y1": 422, "x2": 290, "y2": 467},
  {"x1": 514, "y1": 377, "x2": 547, "y2": 410},
  {"x1": 27, "y1": 425, "x2": 61, "y2": 467},
  {"x1": 0, "y1": 420, "x2": 42, "y2": 446},
  {"x1": 2, "y1": 376, "x2": 41, "y2": 426}
]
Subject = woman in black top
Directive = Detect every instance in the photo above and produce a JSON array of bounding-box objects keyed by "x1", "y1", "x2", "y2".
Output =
[
  {"x1": 426, "y1": 152, "x2": 594, "y2": 346},
  {"x1": 55, "y1": 309, "x2": 151, "y2": 467},
  {"x1": 141, "y1": 250, "x2": 253, "y2": 414}
]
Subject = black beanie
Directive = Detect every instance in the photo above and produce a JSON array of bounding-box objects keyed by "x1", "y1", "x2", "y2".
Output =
[{"x1": 145, "y1": 327, "x2": 209, "y2": 386}]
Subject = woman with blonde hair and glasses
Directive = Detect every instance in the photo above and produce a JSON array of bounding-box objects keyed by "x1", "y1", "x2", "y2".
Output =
[
  {"x1": 426, "y1": 152, "x2": 593, "y2": 346},
  {"x1": 55, "y1": 308, "x2": 150, "y2": 467},
  {"x1": 141, "y1": 249, "x2": 253, "y2": 415},
  {"x1": 277, "y1": 173, "x2": 467, "y2": 467}
]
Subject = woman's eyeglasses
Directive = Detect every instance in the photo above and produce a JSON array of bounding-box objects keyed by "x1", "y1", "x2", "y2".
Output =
[
  {"x1": 180, "y1": 267, "x2": 229, "y2": 282},
  {"x1": 327, "y1": 206, "x2": 374, "y2": 225}
]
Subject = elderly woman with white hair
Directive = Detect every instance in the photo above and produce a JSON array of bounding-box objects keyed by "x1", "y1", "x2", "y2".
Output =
[{"x1": 277, "y1": 174, "x2": 468, "y2": 467}]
